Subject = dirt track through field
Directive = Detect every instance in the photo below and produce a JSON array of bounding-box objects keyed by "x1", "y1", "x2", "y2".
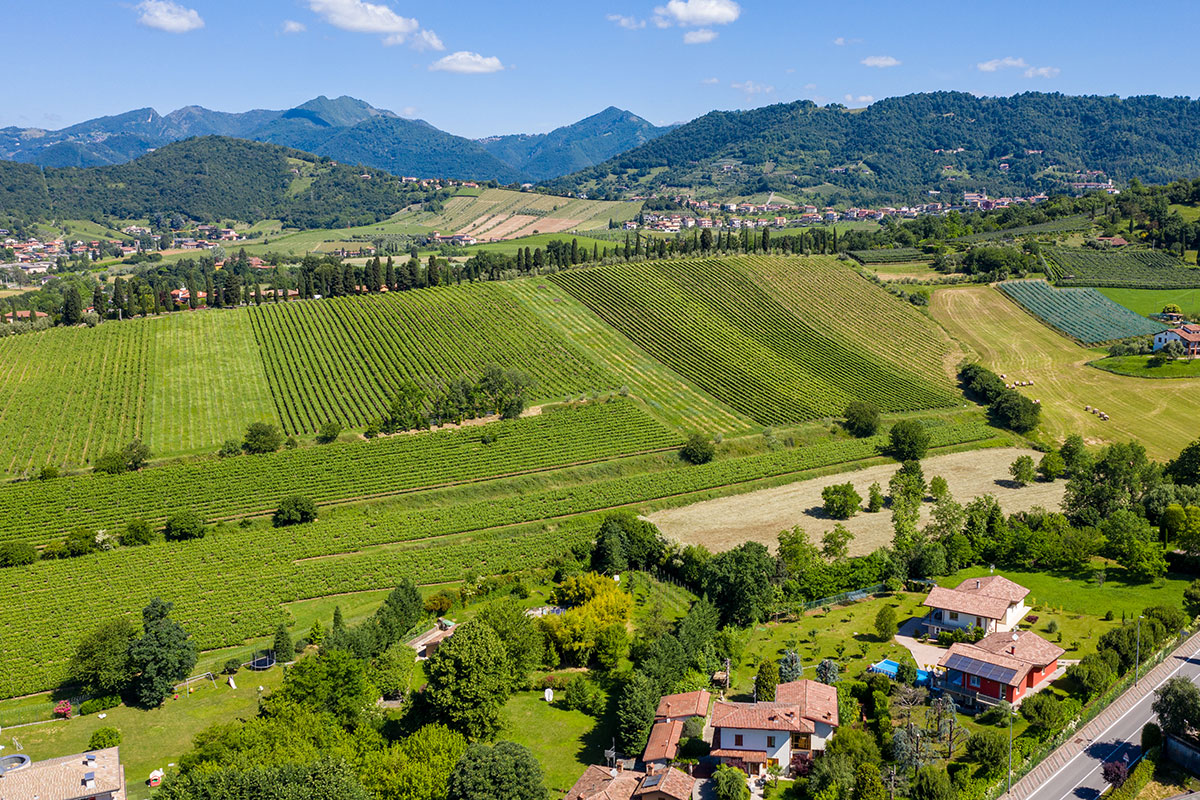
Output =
[{"x1": 648, "y1": 447, "x2": 1065, "y2": 556}]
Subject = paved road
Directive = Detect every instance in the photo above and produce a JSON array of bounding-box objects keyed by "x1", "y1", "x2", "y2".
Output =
[{"x1": 1013, "y1": 630, "x2": 1200, "y2": 800}]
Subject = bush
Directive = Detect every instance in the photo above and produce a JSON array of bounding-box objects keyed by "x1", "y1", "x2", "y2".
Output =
[
  {"x1": 223, "y1": 657, "x2": 242, "y2": 675},
  {"x1": 121, "y1": 518, "x2": 154, "y2": 546},
  {"x1": 867, "y1": 482, "x2": 885, "y2": 512},
  {"x1": 88, "y1": 727, "x2": 121, "y2": 749},
  {"x1": 965, "y1": 730, "x2": 1006, "y2": 773},
  {"x1": 316, "y1": 421, "x2": 342, "y2": 444},
  {"x1": 822, "y1": 482, "x2": 863, "y2": 519},
  {"x1": 844, "y1": 401, "x2": 881, "y2": 437},
  {"x1": 990, "y1": 391, "x2": 1041, "y2": 433},
  {"x1": 164, "y1": 511, "x2": 205, "y2": 541},
  {"x1": 1010, "y1": 455, "x2": 1037, "y2": 486},
  {"x1": 1142, "y1": 722, "x2": 1162, "y2": 750},
  {"x1": 78, "y1": 695, "x2": 121, "y2": 715},
  {"x1": 273, "y1": 495, "x2": 317, "y2": 527},
  {"x1": 561, "y1": 676, "x2": 605, "y2": 716},
  {"x1": 896, "y1": 662, "x2": 918, "y2": 685},
  {"x1": 1039, "y1": 451, "x2": 1066, "y2": 481},
  {"x1": 0, "y1": 541, "x2": 38, "y2": 567},
  {"x1": 889, "y1": 420, "x2": 930, "y2": 461},
  {"x1": 680, "y1": 432, "x2": 715, "y2": 465},
  {"x1": 875, "y1": 605, "x2": 898, "y2": 641},
  {"x1": 37, "y1": 465, "x2": 59, "y2": 480},
  {"x1": 363, "y1": 421, "x2": 380, "y2": 439},
  {"x1": 218, "y1": 439, "x2": 242, "y2": 458},
  {"x1": 243, "y1": 422, "x2": 284, "y2": 454}
]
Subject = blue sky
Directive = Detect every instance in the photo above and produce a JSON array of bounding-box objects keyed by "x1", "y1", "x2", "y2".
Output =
[{"x1": 6, "y1": 0, "x2": 1199, "y2": 138}]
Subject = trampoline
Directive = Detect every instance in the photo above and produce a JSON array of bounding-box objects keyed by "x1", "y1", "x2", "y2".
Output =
[
  {"x1": 869, "y1": 658, "x2": 931, "y2": 687},
  {"x1": 246, "y1": 651, "x2": 277, "y2": 671}
]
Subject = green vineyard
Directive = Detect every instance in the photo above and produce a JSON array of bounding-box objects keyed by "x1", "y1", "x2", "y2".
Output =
[
  {"x1": 248, "y1": 285, "x2": 614, "y2": 434},
  {"x1": 999, "y1": 280, "x2": 1162, "y2": 343},
  {"x1": 848, "y1": 247, "x2": 929, "y2": 264},
  {"x1": 549, "y1": 256, "x2": 957, "y2": 425},
  {"x1": 952, "y1": 215, "x2": 1091, "y2": 243},
  {"x1": 1045, "y1": 247, "x2": 1200, "y2": 288},
  {"x1": 0, "y1": 419, "x2": 995, "y2": 698},
  {"x1": 0, "y1": 400, "x2": 678, "y2": 549}
]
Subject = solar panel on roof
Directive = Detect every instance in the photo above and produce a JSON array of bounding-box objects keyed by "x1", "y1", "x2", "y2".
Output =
[
  {"x1": 945, "y1": 653, "x2": 1017, "y2": 684},
  {"x1": 644, "y1": 775, "x2": 662, "y2": 787}
]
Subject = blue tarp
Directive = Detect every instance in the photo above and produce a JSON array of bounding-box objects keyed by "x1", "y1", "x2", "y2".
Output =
[{"x1": 869, "y1": 658, "x2": 931, "y2": 687}]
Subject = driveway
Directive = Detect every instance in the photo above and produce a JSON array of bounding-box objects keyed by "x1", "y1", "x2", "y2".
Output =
[{"x1": 896, "y1": 617, "x2": 945, "y2": 671}]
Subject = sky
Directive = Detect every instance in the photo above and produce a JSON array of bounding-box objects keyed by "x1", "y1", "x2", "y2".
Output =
[{"x1": 6, "y1": 0, "x2": 1200, "y2": 138}]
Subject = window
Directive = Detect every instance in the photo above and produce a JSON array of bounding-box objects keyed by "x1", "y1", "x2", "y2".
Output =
[
  {"x1": 948, "y1": 611, "x2": 959, "y2": 621},
  {"x1": 734, "y1": 734, "x2": 744, "y2": 747},
  {"x1": 969, "y1": 675, "x2": 980, "y2": 688},
  {"x1": 792, "y1": 733, "x2": 811, "y2": 750},
  {"x1": 767, "y1": 736, "x2": 776, "y2": 748},
  {"x1": 976, "y1": 617, "x2": 983, "y2": 627}
]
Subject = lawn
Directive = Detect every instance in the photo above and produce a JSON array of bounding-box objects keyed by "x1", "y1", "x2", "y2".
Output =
[
  {"x1": 731, "y1": 592, "x2": 929, "y2": 697},
  {"x1": 9, "y1": 667, "x2": 285, "y2": 800},
  {"x1": 930, "y1": 285, "x2": 1200, "y2": 459},
  {"x1": 500, "y1": 689, "x2": 614, "y2": 793},
  {"x1": 1098, "y1": 286, "x2": 1200, "y2": 318},
  {"x1": 1090, "y1": 355, "x2": 1200, "y2": 379}
]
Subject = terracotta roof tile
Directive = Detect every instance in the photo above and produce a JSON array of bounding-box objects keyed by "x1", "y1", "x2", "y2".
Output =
[
  {"x1": 711, "y1": 701, "x2": 813, "y2": 733},
  {"x1": 974, "y1": 630, "x2": 1064, "y2": 667},
  {"x1": 775, "y1": 679, "x2": 839, "y2": 727},
  {"x1": 642, "y1": 719, "x2": 684, "y2": 762},
  {"x1": 564, "y1": 766, "x2": 644, "y2": 800},
  {"x1": 954, "y1": 575, "x2": 1030, "y2": 603},
  {"x1": 710, "y1": 748, "x2": 768, "y2": 762},
  {"x1": 634, "y1": 768, "x2": 694, "y2": 800},
  {"x1": 923, "y1": 586, "x2": 1011, "y2": 620},
  {"x1": 938, "y1": 642, "x2": 1033, "y2": 686},
  {"x1": 655, "y1": 690, "x2": 711, "y2": 720}
]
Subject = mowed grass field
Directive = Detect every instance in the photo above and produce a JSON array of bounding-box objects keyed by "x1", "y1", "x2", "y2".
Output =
[
  {"x1": 147, "y1": 310, "x2": 276, "y2": 455},
  {"x1": 398, "y1": 188, "x2": 641, "y2": 238},
  {"x1": 1099, "y1": 286, "x2": 1200, "y2": 318},
  {"x1": 931, "y1": 285, "x2": 1200, "y2": 459},
  {"x1": 550, "y1": 256, "x2": 958, "y2": 425}
]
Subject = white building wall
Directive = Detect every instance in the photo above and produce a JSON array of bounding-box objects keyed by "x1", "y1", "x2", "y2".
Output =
[
  {"x1": 811, "y1": 721, "x2": 836, "y2": 750},
  {"x1": 717, "y1": 727, "x2": 791, "y2": 772},
  {"x1": 998, "y1": 602, "x2": 1029, "y2": 632}
]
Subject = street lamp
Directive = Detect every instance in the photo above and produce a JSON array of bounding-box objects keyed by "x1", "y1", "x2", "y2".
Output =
[{"x1": 1134, "y1": 615, "x2": 1144, "y2": 687}]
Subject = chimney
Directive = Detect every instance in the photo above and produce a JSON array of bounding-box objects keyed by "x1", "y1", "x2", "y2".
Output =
[{"x1": 975, "y1": 580, "x2": 981, "y2": 589}]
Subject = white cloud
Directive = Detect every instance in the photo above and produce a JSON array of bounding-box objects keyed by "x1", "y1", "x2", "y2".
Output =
[
  {"x1": 135, "y1": 0, "x2": 204, "y2": 33},
  {"x1": 833, "y1": 36, "x2": 861, "y2": 46},
  {"x1": 803, "y1": 82, "x2": 817, "y2": 90},
  {"x1": 861, "y1": 55, "x2": 900, "y2": 68},
  {"x1": 1025, "y1": 65, "x2": 1060, "y2": 78},
  {"x1": 844, "y1": 93, "x2": 875, "y2": 104},
  {"x1": 281, "y1": 19, "x2": 307, "y2": 34},
  {"x1": 309, "y1": 0, "x2": 416, "y2": 34},
  {"x1": 400, "y1": 106, "x2": 418, "y2": 117},
  {"x1": 732, "y1": 80, "x2": 773, "y2": 97},
  {"x1": 430, "y1": 51, "x2": 505, "y2": 74},
  {"x1": 654, "y1": 0, "x2": 740, "y2": 26},
  {"x1": 701, "y1": 77, "x2": 720, "y2": 85},
  {"x1": 683, "y1": 28, "x2": 717, "y2": 44},
  {"x1": 977, "y1": 56, "x2": 1028, "y2": 72},
  {"x1": 607, "y1": 13, "x2": 645, "y2": 29},
  {"x1": 396, "y1": 28, "x2": 443, "y2": 50}
]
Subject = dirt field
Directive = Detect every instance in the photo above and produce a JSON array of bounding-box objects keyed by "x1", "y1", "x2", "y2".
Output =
[
  {"x1": 648, "y1": 447, "x2": 1065, "y2": 556},
  {"x1": 931, "y1": 285, "x2": 1200, "y2": 459}
]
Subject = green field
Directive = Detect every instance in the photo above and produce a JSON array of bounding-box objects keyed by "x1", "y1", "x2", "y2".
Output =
[
  {"x1": 1045, "y1": 247, "x2": 1200, "y2": 288},
  {"x1": 247, "y1": 286, "x2": 615, "y2": 434},
  {"x1": 550, "y1": 256, "x2": 958, "y2": 425},
  {"x1": 458, "y1": 232, "x2": 615, "y2": 257},
  {"x1": 1090, "y1": 354, "x2": 1200, "y2": 379},
  {"x1": 848, "y1": 247, "x2": 929, "y2": 264},
  {"x1": 998, "y1": 280, "x2": 1162, "y2": 343},
  {"x1": 952, "y1": 215, "x2": 1092, "y2": 243},
  {"x1": 0, "y1": 413, "x2": 994, "y2": 698},
  {"x1": 1099, "y1": 287, "x2": 1200, "y2": 318}
]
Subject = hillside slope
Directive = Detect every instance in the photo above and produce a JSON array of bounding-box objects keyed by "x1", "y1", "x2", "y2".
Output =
[
  {"x1": 481, "y1": 106, "x2": 672, "y2": 181},
  {"x1": 0, "y1": 136, "x2": 430, "y2": 227},
  {"x1": 545, "y1": 92, "x2": 1200, "y2": 202}
]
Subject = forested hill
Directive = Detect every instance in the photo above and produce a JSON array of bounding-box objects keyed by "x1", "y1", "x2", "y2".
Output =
[
  {"x1": 544, "y1": 92, "x2": 1200, "y2": 203},
  {"x1": 480, "y1": 106, "x2": 673, "y2": 181},
  {"x1": 0, "y1": 137, "x2": 432, "y2": 228}
]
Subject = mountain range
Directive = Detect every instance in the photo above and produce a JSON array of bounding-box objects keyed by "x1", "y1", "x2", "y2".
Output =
[
  {"x1": 0, "y1": 96, "x2": 670, "y2": 183},
  {"x1": 545, "y1": 91, "x2": 1200, "y2": 203}
]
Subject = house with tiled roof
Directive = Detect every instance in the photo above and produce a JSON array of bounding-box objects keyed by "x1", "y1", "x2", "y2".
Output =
[
  {"x1": 563, "y1": 765, "x2": 693, "y2": 800},
  {"x1": 709, "y1": 679, "x2": 839, "y2": 776},
  {"x1": 938, "y1": 629, "x2": 1064, "y2": 707},
  {"x1": 642, "y1": 690, "x2": 711, "y2": 768},
  {"x1": 655, "y1": 690, "x2": 710, "y2": 721},
  {"x1": 1154, "y1": 325, "x2": 1200, "y2": 358},
  {"x1": 0, "y1": 746, "x2": 125, "y2": 800},
  {"x1": 922, "y1": 576, "x2": 1030, "y2": 635}
]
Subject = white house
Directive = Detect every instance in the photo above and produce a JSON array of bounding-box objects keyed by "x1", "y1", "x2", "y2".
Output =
[
  {"x1": 709, "y1": 679, "x2": 838, "y2": 776},
  {"x1": 922, "y1": 576, "x2": 1030, "y2": 635},
  {"x1": 1153, "y1": 325, "x2": 1200, "y2": 358}
]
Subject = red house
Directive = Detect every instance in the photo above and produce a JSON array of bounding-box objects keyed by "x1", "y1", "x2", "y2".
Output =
[{"x1": 938, "y1": 630, "x2": 1063, "y2": 707}]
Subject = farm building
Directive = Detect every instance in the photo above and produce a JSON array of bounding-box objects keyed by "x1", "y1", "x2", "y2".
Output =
[
  {"x1": 1153, "y1": 324, "x2": 1200, "y2": 357},
  {"x1": 937, "y1": 629, "x2": 1064, "y2": 707},
  {"x1": 921, "y1": 576, "x2": 1030, "y2": 636},
  {"x1": 709, "y1": 679, "x2": 839, "y2": 776}
]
